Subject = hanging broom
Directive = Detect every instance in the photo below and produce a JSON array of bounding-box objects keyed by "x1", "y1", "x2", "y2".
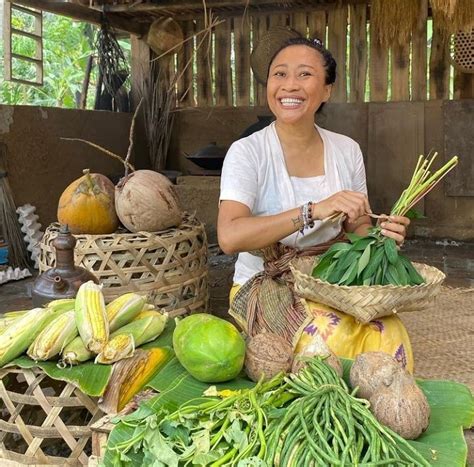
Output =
[{"x1": 0, "y1": 143, "x2": 30, "y2": 269}]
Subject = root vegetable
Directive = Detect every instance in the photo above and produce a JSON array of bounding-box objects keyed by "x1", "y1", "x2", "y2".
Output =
[
  {"x1": 369, "y1": 373, "x2": 430, "y2": 439},
  {"x1": 245, "y1": 333, "x2": 293, "y2": 382},
  {"x1": 350, "y1": 351, "x2": 404, "y2": 399}
]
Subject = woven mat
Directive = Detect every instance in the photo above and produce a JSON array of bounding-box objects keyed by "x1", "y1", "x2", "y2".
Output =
[
  {"x1": 400, "y1": 286, "x2": 474, "y2": 388},
  {"x1": 399, "y1": 286, "x2": 474, "y2": 464}
]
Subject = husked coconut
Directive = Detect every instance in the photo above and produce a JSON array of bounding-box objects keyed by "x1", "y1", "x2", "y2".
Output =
[
  {"x1": 115, "y1": 170, "x2": 182, "y2": 233},
  {"x1": 350, "y1": 351, "x2": 405, "y2": 399},
  {"x1": 292, "y1": 332, "x2": 342, "y2": 377},
  {"x1": 245, "y1": 333, "x2": 293, "y2": 382},
  {"x1": 369, "y1": 373, "x2": 430, "y2": 439}
]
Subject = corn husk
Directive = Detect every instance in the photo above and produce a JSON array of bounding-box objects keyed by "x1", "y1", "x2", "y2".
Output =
[
  {"x1": 75, "y1": 281, "x2": 109, "y2": 353},
  {"x1": 27, "y1": 311, "x2": 78, "y2": 361},
  {"x1": 0, "y1": 306, "x2": 69, "y2": 367},
  {"x1": 95, "y1": 334, "x2": 135, "y2": 365},
  {"x1": 106, "y1": 293, "x2": 146, "y2": 332},
  {"x1": 99, "y1": 347, "x2": 171, "y2": 414}
]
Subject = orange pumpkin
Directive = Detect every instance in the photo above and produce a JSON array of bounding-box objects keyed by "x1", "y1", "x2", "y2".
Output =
[{"x1": 57, "y1": 169, "x2": 119, "y2": 234}]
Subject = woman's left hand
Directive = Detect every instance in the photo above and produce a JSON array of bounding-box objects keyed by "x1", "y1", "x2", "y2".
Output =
[{"x1": 379, "y1": 215, "x2": 410, "y2": 246}]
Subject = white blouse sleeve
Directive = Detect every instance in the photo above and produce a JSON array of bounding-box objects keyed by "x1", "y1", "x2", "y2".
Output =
[
  {"x1": 352, "y1": 145, "x2": 368, "y2": 196},
  {"x1": 219, "y1": 141, "x2": 258, "y2": 211}
]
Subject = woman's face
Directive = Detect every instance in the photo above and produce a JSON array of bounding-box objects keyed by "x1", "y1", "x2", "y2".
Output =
[{"x1": 266, "y1": 45, "x2": 332, "y2": 126}]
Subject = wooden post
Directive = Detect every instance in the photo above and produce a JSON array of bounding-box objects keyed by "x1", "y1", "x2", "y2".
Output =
[
  {"x1": 196, "y1": 19, "x2": 213, "y2": 106},
  {"x1": 130, "y1": 35, "x2": 151, "y2": 109},
  {"x1": 215, "y1": 18, "x2": 232, "y2": 106},
  {"x1": 327, "y1": 4, "x2": 348, "y2": 102},
  {"x1": 177, "y1": 20, "x2": 195, "y2": 107},
  {"x1": 234, "y1": 15, "x2": 251, "y2": 106},
  {"x1": 411, "y1": 0, "x2": 428, "y2": 101},
  {"x1": 308, "y1": 10, "x2": 326, "y2": 42},
  {"x1": 429, "y1": 19, "x2": 450, "y2": 100},
  {"x1": 349, "y1": 3, "x2": 367, "y2": 103},
  {"x1": 369, "y1": 26, "x2": 389, "y2": 102},
  {"x1": 391, "y1": 43, "x2": 410, "y2": 101}
]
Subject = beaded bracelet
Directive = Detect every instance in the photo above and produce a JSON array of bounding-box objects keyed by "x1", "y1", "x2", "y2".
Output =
[{"x1": 299, "y1": 201, "x2": 315, "y2": 235}]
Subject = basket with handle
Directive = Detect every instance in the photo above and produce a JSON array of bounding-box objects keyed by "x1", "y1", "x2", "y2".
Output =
[{"x1": 290, "y1": 256, "x2": 445, "y2": 323}]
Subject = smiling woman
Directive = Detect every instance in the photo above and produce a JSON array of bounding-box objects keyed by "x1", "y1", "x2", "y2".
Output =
[{"x1": 217, "y1": 29, "x2": 414, "y2": 371}]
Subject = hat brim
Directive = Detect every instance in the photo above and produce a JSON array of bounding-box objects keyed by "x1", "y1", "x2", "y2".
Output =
[{"x1": 250, "y1": 26, "x2": 303, "y2": 85}]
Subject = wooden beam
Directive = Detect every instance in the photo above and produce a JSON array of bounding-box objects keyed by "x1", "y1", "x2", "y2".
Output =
[
  {"x1": 12, "y1": 0, "x2": 146, "y2": 36},
  {"x1": 327, "y1": 4, "x2": 347, "y2": 102},
  {"x1": 234, "y1": 15, "x2": 251, "y2": 106}
]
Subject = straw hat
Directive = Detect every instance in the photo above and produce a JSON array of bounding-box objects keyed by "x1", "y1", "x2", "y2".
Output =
[
  {"x1": 250, "y1": 26, "x2": 302, "y2": 85},
  {"x1": 145, "y1": 17, "x2": 184, "y2": 57}
]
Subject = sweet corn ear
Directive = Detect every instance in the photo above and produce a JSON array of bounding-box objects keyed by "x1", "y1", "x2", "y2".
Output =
[
  {"x1": 27, "y1": 311, "x2": 77, "y2": 361},
  {"x1": 113, "y1": 311, "x2": 168, "y2": 347},
  {"x1": 106, "y1": 293, "x2": 146, "y2": 332},
  {"x1": 0, "y1": 305, "x2": 67, "y2": 367},
  {"x1": 47, "y1": 298, "x2": 75, "y2": 313},
  {"x1": 75, "y1": 281, "x2": 109, "y2": 354},
  {"x1": 61, "y1": 335, "x2": 94, "y2": 365},
  {"x1": 95, "y1": 334, "x2": 135, "y2": 365}
]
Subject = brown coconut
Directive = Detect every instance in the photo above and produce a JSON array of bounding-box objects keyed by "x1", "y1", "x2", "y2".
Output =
[
  {"x1": 115, "y1": 170, "x2": 182, "y2": 233},
  {"x1": 369, "y1": 373, "x2": 430, "y2": 439},
  {"x1": 245, "y1": 333, "x2": 293, "y2": 382},
  {"x1": 291, "y1": 332, "x2": 343, "y2": 377},
  {"x1": 350, "y1": 351, "x2": 406, "y2": 400}
]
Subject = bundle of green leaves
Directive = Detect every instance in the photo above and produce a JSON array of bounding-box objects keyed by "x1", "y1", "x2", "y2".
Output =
[
  {"x1": 312, "y1": 153, "x2": 458, "y2": 287},
  {"x1": 312, "y1": 233, "x2": 424, "y2": 286}
]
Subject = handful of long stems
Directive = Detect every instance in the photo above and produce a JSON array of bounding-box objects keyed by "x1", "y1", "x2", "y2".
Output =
[{"x1": 312, "y1": 152, "x2": 458, "y2": 287}]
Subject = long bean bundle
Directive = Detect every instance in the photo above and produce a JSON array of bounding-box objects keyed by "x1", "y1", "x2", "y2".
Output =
[
  {"x1": 312, "y1": 152, "x2": 458, "y2": 286},
  {"x1": 264, "y1": 358, "x2": 430, "y2": 466}
]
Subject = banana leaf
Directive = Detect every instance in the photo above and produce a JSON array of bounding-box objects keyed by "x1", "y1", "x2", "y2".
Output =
[
  {"x1": 341, "y1": 359, "x2": 474, "y2": 466},
  {"x1": 6, "y1": 356, "x2": 113, "y2": 397}
]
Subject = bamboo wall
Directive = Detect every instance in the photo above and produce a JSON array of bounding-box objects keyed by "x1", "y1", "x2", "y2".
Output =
[{"x1": 173, "y1": 2, "x2": 472, "y2": 107}]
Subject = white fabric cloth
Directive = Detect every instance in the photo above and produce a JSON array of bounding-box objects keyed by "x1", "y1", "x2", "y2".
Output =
[{"x1": 219, "y1": 122, "x2": 368, "y2": 285}]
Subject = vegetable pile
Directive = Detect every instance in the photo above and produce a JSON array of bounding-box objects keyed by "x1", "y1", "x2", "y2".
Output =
[
  {"x1": 312, "y1": 152, "x2": 458, "y2": 286},
  {"x1": 107, "y1": 356, "x2": 431, "y2": 466}
]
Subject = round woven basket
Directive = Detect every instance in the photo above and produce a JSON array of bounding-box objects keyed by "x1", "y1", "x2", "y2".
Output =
[
  {"x1": 290, "y1": 256, "x2": 445, "y2": 323},
  {"x1": 39, "y1": 213, "x2": 208, "y2": 317}
]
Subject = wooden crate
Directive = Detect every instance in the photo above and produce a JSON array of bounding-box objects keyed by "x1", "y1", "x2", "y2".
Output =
[
  {"x1": 0, "y1": 367, "x2": 104, "y2": 465},
  {"x1": 39, "y1": 213, "x2": 209, "y2": 318}
]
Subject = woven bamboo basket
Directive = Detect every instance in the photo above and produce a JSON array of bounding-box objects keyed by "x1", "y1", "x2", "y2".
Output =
[
  {"x1": 290, "y1": 256, "x2": 446, "y2": 323},
  {"x1": 0, "y1": 367, "x2": 103, "y2": 466},
  {"x1": 39, "y1": 213, "x2": 208, "y2": 317}
]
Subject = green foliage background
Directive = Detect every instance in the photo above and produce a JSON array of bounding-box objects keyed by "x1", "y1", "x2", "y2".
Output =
[{"x1": 1, "y1": 13, "x2": 130, "y2": 109}]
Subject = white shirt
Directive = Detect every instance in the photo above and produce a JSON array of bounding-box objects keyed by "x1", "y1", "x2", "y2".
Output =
[{"x1": 220, "y1": 122, "x2": 368, "y2": 285}]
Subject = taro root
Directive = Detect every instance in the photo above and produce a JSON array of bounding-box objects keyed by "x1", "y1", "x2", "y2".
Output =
[
  {"x1": 369, "y1": 373, "x2": 430, "y2": 439},
  {"x1": 291, "y1": 332, "x2": 343, "y2": 377},
  {"x1": 350, "y1": 351, "x2": 404, "y2": 399},
  {"x1": 244, "y1": 333, "x2": 293, "y2": 382}
]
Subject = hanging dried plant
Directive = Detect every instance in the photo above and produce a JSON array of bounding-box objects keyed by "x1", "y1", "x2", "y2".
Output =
[
  {"x1": 95, "y1": 16, "x2": 130, "y2": 104},
  {"x1": 139, "y1": 8, "x2": 224, "y2": 171},
  {"x1": 431, "y1": 0, "x2": 473, "y2": 37},
  {"x1": 371, "y1": 0, "x2": 421, "y2": 48}
]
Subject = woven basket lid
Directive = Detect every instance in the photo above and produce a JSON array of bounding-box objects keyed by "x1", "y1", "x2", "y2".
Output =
[{"x1": 250, "y1": 26, "x2": 302, "y2": 85}]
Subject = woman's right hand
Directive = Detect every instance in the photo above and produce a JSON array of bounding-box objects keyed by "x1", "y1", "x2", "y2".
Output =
[{"x1": 312, "y1": 190, "x2": 372, "y2": 223}]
